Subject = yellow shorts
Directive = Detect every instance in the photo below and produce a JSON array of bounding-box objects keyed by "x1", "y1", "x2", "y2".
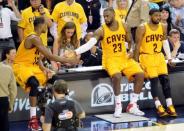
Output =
[
  {"x1": 139, "y1": 53, "x2": 168, "y2": 78},
  {"x1": 13, "y1": 64, "x2": 47, "y2": 92},
  {"x1": 104, "y1": 57, "x2": 143, "y2": 80}
]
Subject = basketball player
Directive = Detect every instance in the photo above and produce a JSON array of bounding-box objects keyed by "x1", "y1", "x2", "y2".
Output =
[
  {"x1": 13, "y1": 17, "x2": 79, "y2": 130},
  {"x1": 75, "y1": 7, "x2": 145, "y2": 117},
  {"x1": 134, "y1": 8, "x2": 177, "y2": 117}
]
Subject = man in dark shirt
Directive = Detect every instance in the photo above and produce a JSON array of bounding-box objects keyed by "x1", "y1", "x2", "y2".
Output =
[{"x1": 43, "y1": 80, "x2": 85, "y2": 131}]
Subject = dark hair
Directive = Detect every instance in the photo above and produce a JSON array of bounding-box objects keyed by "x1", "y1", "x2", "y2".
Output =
[
  {"x1": 104, "y1": 7, "x2": 115, "y2": 14},
  {"x1": 53, "y1": 80, "x2": 69, "y2": 95},
  {"x1": 60, "y1": 22, "x2": 78, "y2": 49},
  {"x1": 1, "y1": 47, "x2": 16, "y2": 61},
  {"x1": 169, "y1": 29, "x2": 180, "y2": 36},
  {"x1": 33, "y1": 17, "x2": 45, "y2": 27},
  {"x1": 149, "y1": 8, "x2": 160, "y2": 16},
  {"x1": 160, "y1": 6, "x2": 172, "y2": 33}
]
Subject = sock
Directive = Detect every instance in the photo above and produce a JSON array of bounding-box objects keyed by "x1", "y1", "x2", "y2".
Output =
[
  {"x1": 115, "y1": 95, "x2": 122, "y2": 108},
  {"x1": 155, "y1": 100, "x2": 161, "y2": 108},
  {"x1": 30, "y1": 107, "x2": 37, "y2": 118},
  {"x1": 130, "y1": 93, "x2": 139, "y2": 104},
  {"x1": 166, "y1": 98, "x2": 173, "y2": 107}
]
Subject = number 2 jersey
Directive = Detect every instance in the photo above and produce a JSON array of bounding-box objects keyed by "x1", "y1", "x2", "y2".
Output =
[
  {"x1": 14, "y1": 32, "x2": 40, "y2": 65},
  {"x1": 140, "y1": 23, "x2": 164, "y2": 54},
  {"x1": 101, "y1": 20, "x2": 127, "y2": 67}
]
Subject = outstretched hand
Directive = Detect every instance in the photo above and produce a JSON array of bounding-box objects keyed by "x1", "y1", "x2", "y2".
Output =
[{"x1": 168, "y1": 59, "x2": 176, "y2": 67}]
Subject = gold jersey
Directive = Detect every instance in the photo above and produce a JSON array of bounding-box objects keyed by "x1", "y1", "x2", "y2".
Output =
[
  {"x1": 140, "y1": 23, "x2": 164, "y2": 54},
  {"x1": 14, "y1": 32, "x2": 40, "y2": 65},
  {"x1": 52, "y1": 1, "x2": 87, "y2": 40},
  {"x1": 18, "y1": 7, "x2": 52, "y2": 46},
  {"x1": 114, "y1": 9, "x2": 127, "y2": 22},
  {"x1": 101, "y1": 20, "x2": 127, "y2": 65}
]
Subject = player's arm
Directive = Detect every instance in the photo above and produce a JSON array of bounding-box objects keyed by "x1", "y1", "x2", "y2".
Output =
[
  {"x1": 75, "y1": 27, "x2": 103, "y2": 55},
  {"x1": 134, "y1": 24, "x2": 145, "y2": 61},
  {"x1": 162, "y1": 23, "x2": 172, "y2": 60},
  {"x1": 27, "y1": 35, "x2": 79, "y2": 64},
  {"x1": 122, "y1": 22, "x2": 133, "y2": 51}
]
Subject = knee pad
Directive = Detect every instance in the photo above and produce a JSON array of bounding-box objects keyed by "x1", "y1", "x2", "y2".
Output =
[
  {"x1": 159, "y1": 75, "x2": 171, "y2": 98},
  {"x1": 150, "y1": 77, "x2": 159, "y2": 98},
  {"x1": 26, "y1": 76, "x2": 39, "y2": 97}
]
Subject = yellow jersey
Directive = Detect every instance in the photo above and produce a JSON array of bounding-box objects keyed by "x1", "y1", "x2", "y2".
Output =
[
  {"x1": 140, "y1": 23, "x2": 164, "y2": 54},
  {"x1": 14, "y1": 32, "x2": 40, "y2": 65},
  {"x1": 52, "y1": 1, "x2": 87, "y2": 40},
  {"x1": 101, "y1": 20, "x2": 127, "y2": 66},
  {"x1": 115, "y1": 9, "x2": 127, "y2": 22},
  {"x1": 18, "y1": 7, "x2": 52, "y2": 46}
]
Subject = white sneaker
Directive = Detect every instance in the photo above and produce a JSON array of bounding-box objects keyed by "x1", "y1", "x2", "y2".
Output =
[
  {"x1": 114, "y1": 107, "x2": 122, "y2": 118},
  {"x1": 126, "y1": 103, "x2": 145, "y2": 116}
]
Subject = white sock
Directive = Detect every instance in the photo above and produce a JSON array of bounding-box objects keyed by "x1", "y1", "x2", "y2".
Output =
[
  {"x1": 130, "y1": 93, "x2": 139, "y2": 104},
  {"x1": 115, "y1": 95, "x2": 122, "y2": 108},
  {"x1": 155, "y1": 100, "x2": 161, "y2": 108},
  {"x1": 30, "y1": 107, "x2": 37, "y2": 118},
  {"x1": 166, "y1": 98, "x2": 173, "y2": 107}
]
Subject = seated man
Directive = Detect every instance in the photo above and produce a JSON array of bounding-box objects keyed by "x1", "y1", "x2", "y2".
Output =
[
  {"x1": 43, "y1": 80, "x2": 85, "y2": 131},
  {"x1": 168, "y1": 29, "x2": 184, "y2": 58}
]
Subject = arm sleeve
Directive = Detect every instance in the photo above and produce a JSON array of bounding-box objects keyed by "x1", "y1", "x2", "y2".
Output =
[
  {"x1": 49, "y1": 22, "x2": 58, "y2": 38},
  {"x1": 75, "y1": 37, "x2": 97, "y2": 55},
  {"x1": 163, "y1": 40, "x2": 172, "y2": 60},
  {"x1": 80, "y1": 22, "x2": 88, "y2": 38}
]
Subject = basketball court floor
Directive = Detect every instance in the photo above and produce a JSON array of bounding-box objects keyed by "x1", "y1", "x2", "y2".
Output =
[{"x1": 10, "y1": 106, "x2": 184, "y2": 131}]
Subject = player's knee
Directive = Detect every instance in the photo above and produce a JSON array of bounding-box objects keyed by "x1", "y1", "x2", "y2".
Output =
[
  {"x1": 27, "y1": 76, "x2": 39, "y2": 97},
  {"x1": 159, "y1": 75, "x2": 170, "y2": 88}
]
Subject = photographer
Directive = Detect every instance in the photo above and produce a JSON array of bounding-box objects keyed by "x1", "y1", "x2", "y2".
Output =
[{"x1": 43, "y1": 80, "x2": 85, "y2": 131}]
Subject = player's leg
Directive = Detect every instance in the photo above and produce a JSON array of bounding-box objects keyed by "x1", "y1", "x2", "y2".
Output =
[
  {"x1": 26, "y1": 76, "x2": 42, "y2": 130},
  {"x1": 123, "y1": 59, "x2": 145, "y2": 116},
  {"x1": 106, "y1": 62, "x2": 123, "y2": 118}
]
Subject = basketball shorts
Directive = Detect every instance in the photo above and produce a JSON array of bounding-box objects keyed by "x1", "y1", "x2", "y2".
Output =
[
  {"x1": 139, "y1": 53, "x2": 168, "y2": 78},
  {"x1": 103, "y1": 57, "x2": 143, "y2": 80},
  {"x1": 13, "y1": 64, "x2": 47, "y2": 92}
]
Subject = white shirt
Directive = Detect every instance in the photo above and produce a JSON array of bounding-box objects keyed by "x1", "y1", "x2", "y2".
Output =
[{"x1": 0, "y1": 7, "x2": 19, "y2": 39}]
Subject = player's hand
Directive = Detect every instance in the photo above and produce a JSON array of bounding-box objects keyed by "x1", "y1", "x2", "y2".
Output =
[
  {"x1": 168, "y1": 59, "x2": 176, "y2": 67},
  {"x1": 8, "y1": 106, "x2": 13, "y2": 113},
  {"x1": 44, "y1": 68, "x2": 55, "y2": 79},
  {"x1": 127, "y1": 51, "x2": 134, "y2": 59}
]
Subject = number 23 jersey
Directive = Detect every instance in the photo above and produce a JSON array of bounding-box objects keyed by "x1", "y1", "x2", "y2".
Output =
[{"x1": 101, "y1": 20, "x2": 127, "y2": 66}]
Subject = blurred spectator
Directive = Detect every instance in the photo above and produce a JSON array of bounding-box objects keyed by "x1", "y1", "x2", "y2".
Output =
[
  {"x1": 76, "y1": 0, "x2": 101, "y2": 31},
  {"x1": 171, "y1": 0, "x2": 184, "y2": 41},
  {"x1": 168, "y1": 29, "x2": 184, "y2": 58},
  {"x1": 81, "y1": 32, "x2": 102, "y2": 66},
  {"x1": 160, "y1": 6, "x2": 172, "y2": 34},
  {"x1": 0, "y1": 0, "x2": 21, "y2": 60},
  {"x1": 43, "y1": 80, "x2": 85, "y2": 131},
  {"x1": 1, "y1": 47, "x2": 16, "y2": 66},
  {"x1": 17, "y1": 0, "x2": 53, "y2": 46},
  {"x1": 51, "y1": 22, "x2": 80, "y2": 71},
  {"x1": 114, "y1": 0, "x2": 129, "y2": 22},
  {"x1": 0, "y1": 62, "x2": 17, "y2": 131},
  {"x1": 126, "y1": 0, "x2": 150, "y2": 42},
  {"x1": 52, "y1": 0, "x2": 87, "y2": 40}
]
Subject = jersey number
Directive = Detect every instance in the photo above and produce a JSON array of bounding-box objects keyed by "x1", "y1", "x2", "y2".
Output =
[
  {"x1": 153, "y1": 43, "x2": 158, "y2": 53},
  {"x1": 113, "y1": 43, "x2": 122, "y2": 53}
]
